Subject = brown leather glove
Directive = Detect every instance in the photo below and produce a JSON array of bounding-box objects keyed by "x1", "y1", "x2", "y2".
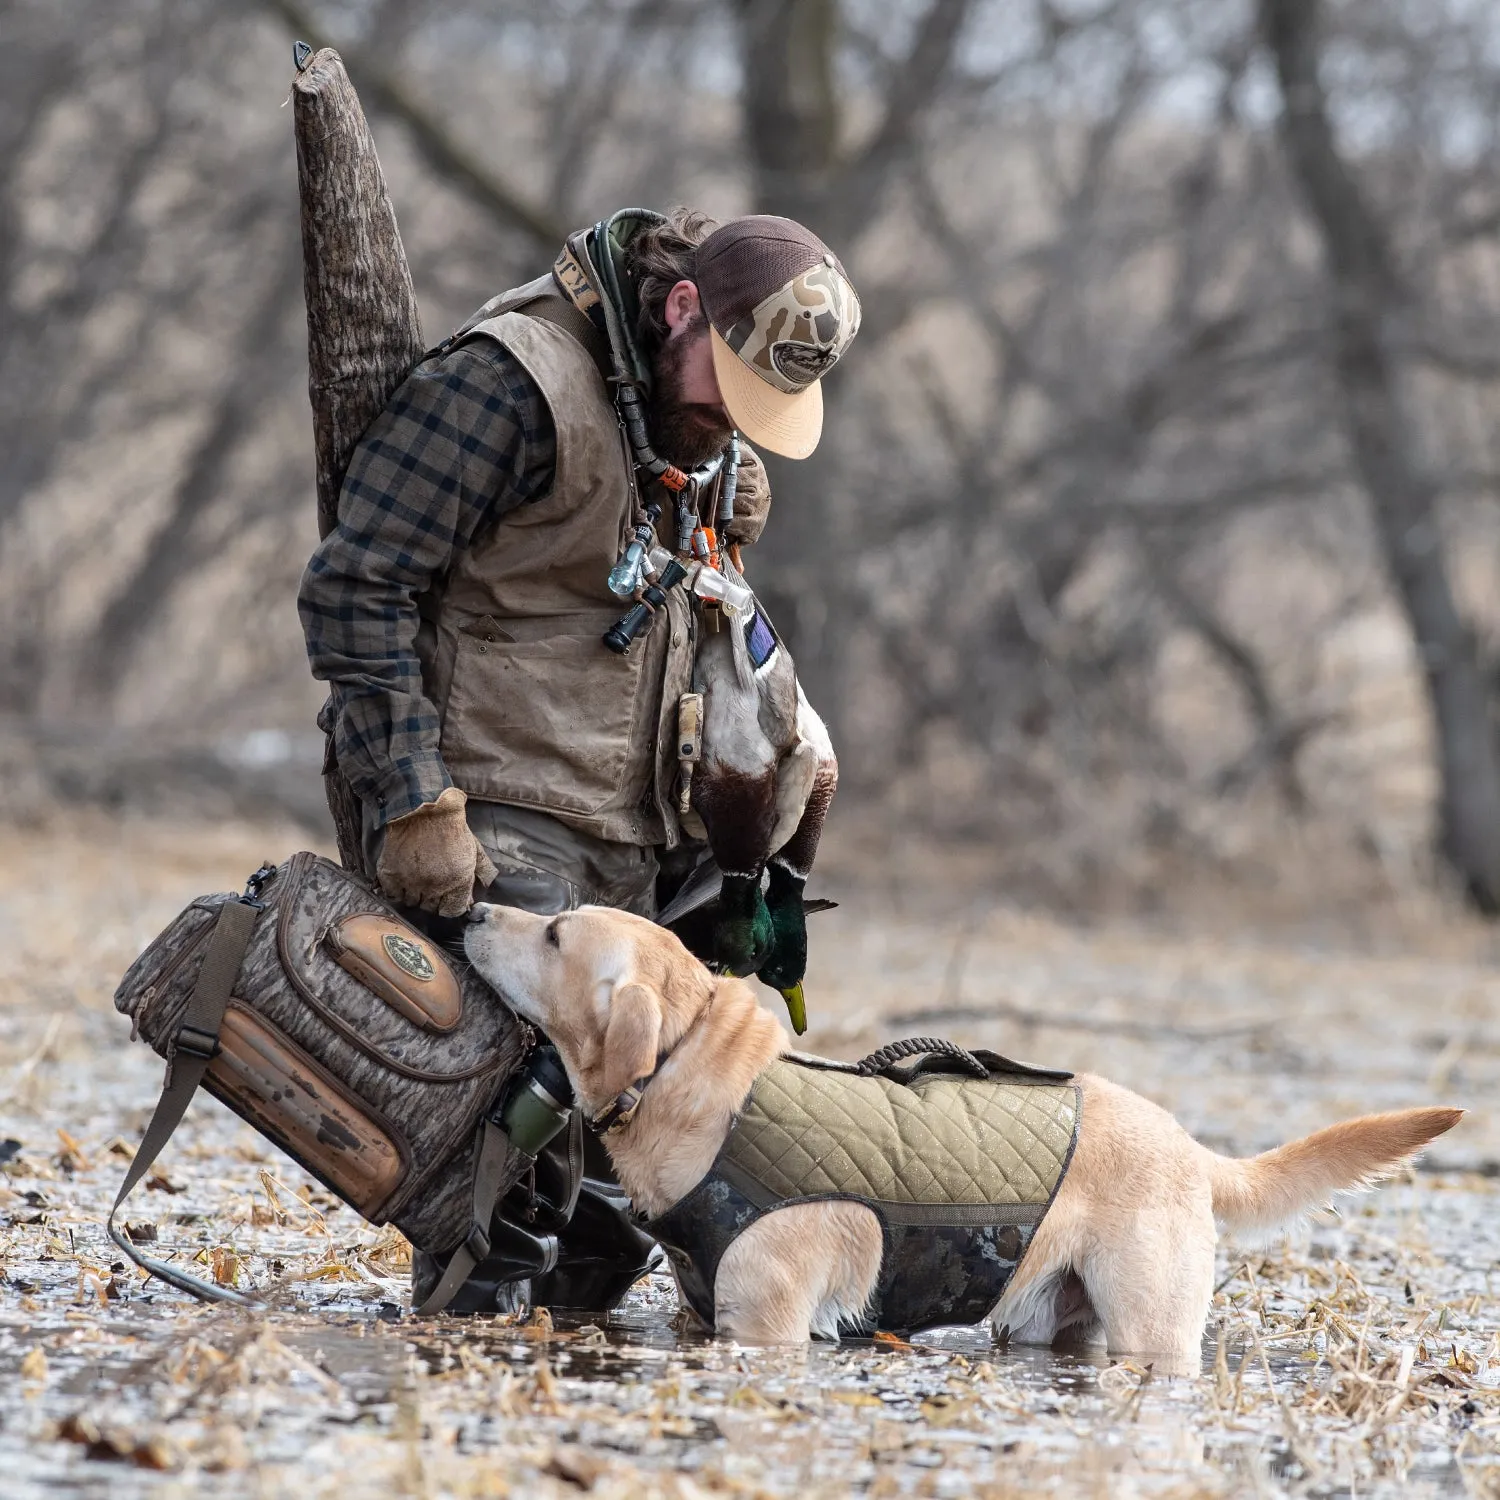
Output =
[
  {"x1": 376, "y1": 787, "x2": 498, "y2": 917},
  {"x1": 724, "y1": 440, "x2": 770, "y2": 548}
]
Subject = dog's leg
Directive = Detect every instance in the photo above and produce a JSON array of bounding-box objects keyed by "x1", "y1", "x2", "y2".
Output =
[
  {"x1": 713, "y1": 1201, "x2": 882, "y2": 1344},
  {"x1": 996, "y1": 1105, "x2": 1214, "y2": 1363},
  {"x1": 994, "y1": 1267, "x2": 1102, "y2": 1349},
  {"x1": 998, "y1": 1073, "x2": 1216, "y2": 1364},
  {"x1": 1045, "y1": 1272, "x2": 1103, "y2": 1351},
  {"x1": 992, "y1": 1169, "x2": 1096, "y2": 1347},
  {"x1": 1074, "y1": 1194, "x2": 1216, "y2": 1367}
]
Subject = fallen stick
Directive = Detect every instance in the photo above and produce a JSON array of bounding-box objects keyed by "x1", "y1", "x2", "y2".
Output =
[
  {"x1": 887, "y1": 1001, "x2": 1271, "y2": 1044},
  {"x1": 13, "y1": 1013, "x2": 66, "y2": 1112}
]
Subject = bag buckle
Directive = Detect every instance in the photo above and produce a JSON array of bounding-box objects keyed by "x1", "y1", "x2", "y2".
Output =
[
  {"x1": 174, "y1": 1025, "x2": 221, "y2": 1061},
  {"x1": 463, "y1": 1223, "x2": 491, "y2": 1264},
  {"x1": 241, "y1": 863, "x2": 277, "y2": 911}
]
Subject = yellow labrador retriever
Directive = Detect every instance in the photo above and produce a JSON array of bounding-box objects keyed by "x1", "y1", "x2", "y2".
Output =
[{"x1": 465, "y1": 904, "x2": 1460, "y2": 1358}]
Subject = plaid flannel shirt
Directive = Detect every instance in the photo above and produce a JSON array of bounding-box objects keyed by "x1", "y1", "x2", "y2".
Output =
[{"x1": 298, "y1": 340, "x2": 556, "y2": 826}]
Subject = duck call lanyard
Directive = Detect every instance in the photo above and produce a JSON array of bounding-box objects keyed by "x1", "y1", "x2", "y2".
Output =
[
  {"x1": 569, "y1": 209, "x2": 738, "y2": 654},
  {"x1": 603, "y1": 409, "x2": 738, "y2": 657}
]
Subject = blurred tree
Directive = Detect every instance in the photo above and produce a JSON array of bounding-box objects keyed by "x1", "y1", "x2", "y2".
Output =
[
  {"x1": 732, "y1": 0, "x2": 977, "y2": 743},
  {"x1": 737, "y1": 0, "x2": 839, "y2": 230},
  {"x1": 1259, "y1": 0, "x2": 1500, "y2": 912}
]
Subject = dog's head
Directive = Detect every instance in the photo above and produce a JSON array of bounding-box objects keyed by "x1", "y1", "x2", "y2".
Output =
[{"x1": 464, "y1": 904, "x2": 715, "y2": 1116}]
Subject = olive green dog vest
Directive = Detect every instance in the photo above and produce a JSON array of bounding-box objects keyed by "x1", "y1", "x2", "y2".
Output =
[{"x1": 648, "y1": 1053, "x2": 1080, "y2": 1334}]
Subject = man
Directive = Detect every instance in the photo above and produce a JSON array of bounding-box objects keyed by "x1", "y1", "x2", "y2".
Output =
[{"x1": 298, "y1": 207, "x2": 861, "y2": 1314}]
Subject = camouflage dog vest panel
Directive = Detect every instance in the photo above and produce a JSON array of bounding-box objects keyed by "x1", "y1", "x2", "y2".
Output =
[{"x1": 647, "y1": 1055, "x2": 1080, "y2": 1334}]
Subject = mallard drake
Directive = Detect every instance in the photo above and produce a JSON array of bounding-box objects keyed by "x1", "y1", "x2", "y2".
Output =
[{"x1": 664, "y1": 567, "x2": 838, "y2": 1033}]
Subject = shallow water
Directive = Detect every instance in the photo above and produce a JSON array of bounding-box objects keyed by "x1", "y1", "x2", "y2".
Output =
[{"x1": 2, "y1": 817, "x2": 1499, "y2": 1497}]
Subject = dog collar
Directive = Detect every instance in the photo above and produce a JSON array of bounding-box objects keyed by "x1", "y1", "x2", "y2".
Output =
[
  {"x1": 587, "y1": 1075, "x2": 655, "y2": 1136},
  {"x1": 585, "y1": 984, "x2": 716, "y2": 1137}
]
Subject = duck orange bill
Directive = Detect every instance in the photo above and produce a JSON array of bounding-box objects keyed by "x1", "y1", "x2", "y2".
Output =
[{"x1": 780, "y1": 984, "x2": 807, "y2": 1035}]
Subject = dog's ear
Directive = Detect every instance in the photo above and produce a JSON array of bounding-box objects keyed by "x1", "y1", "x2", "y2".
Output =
[{"x1": 595, "y1": 980, "x2": 663, "y2": 1104}]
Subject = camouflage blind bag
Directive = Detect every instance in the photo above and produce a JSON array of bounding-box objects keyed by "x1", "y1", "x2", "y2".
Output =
[{"x1": 111, "y1": 852, "x2": 531, "y2": 1312}]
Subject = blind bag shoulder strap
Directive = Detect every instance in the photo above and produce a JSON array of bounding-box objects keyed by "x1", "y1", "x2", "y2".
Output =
[{"x1": 107, "y1": 894, "x2": 263, "y2": 1305}]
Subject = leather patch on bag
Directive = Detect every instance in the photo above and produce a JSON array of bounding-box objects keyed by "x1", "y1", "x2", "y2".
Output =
[
  {"x1": 323, "y1": 914, "x2": 462, "y2": 1033},
  {"x1": 208, "y1": 1008, "x2": 406, "y2": 1213}
]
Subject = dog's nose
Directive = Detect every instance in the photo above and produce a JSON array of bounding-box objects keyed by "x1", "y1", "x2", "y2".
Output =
[{"x1": 466, "y1": 903, "x2": 493, "y2": 925}]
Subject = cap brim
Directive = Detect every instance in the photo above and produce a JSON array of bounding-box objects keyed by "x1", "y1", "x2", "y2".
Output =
[{"x1": 709, "y1": 326, "x2": 823, "y2": 460}]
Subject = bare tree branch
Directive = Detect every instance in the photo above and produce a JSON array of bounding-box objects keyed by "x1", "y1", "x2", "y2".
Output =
[
  {"x1": 832, "y1": 0, "x2": 976, "y2": 236},
  {"x1": 80, "y1": 234, "x2": 306, "y2": 701},
  {"x1": 1147, "y1": 560, "x2": 1311, "y2": 812}
]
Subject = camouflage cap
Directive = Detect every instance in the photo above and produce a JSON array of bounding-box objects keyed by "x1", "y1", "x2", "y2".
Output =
[{"x1": 695, "y1": 215, "x2": 861, "y2": 460}]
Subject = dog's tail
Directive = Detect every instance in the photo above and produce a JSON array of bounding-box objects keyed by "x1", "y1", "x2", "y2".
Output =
[{"x1": 1204, "y1": 1108, "x2": 1462, "y2": 1233}]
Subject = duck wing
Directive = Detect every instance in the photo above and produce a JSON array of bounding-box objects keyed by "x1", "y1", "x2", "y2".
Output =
[{"x1": 656, "y1": 858, "x2": 837, "y2": 929}]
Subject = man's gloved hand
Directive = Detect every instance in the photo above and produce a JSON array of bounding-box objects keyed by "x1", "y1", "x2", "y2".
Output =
[{"x1": 376, "y1": 787, "x2": 498, "y2": 916}]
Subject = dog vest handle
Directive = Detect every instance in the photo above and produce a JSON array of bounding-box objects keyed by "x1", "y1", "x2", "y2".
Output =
[
  {"x1": 855, "y1": 1036, "x2": 990, "y2": 1080},
  {"x1": 108, "y1": 895, "x2": 262, "y2": 1305}
]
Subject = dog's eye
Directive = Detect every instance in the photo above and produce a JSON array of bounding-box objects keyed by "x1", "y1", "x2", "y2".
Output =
[{"x1": 545, "y1": 919, "x2": 561, "y2": 948}]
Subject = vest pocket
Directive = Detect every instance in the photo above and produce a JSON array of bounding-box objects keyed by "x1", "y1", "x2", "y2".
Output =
[{"x1": 439, "y1": 629, "x2": 648, "y2": 815}]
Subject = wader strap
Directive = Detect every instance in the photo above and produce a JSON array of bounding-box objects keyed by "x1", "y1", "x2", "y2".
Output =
[
  {"x1": 441, "y1": 288, "x2": 613, "y2": 386},
  {"x1": 413, "y1": 1116, "x2": 514, "y2": 1316},
  {"x1": 521, "y1": 295, "x2": 613, "y2": 383},
  {"x1": 107, "y1": 897, "x2": 261, "y2": 1305}
]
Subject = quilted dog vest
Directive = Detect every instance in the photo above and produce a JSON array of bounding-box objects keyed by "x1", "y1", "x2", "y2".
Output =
[{"x1": 646, "y1": 1053, "x2": 1080, "y2": 1334}]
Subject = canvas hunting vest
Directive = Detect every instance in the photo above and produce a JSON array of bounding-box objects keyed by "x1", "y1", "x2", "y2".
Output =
[
  {"x1": 647, "y1": 1054, "x2": 1080, "y2": 1335},
  {"x1": 414, "y1": 275, "x2": 695, "y2": 848}
]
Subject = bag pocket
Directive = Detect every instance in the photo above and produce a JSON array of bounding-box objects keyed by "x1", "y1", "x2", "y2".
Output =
[
  {"x1": 205, "y1": 1005, "x2": 410, "y2": 1219},
  {"x1": 275, "y1": 853, "x2": 508, "y2": 1082},
  {"x1": 323, "y1": 913, "x2": 462, "y2": 1033},
  {"x1": 114, "y1": 897, "x2": 227, "y2": 1036},
  {"x1": 439, "y1": 629, "x2": 648, "y2": 815}
]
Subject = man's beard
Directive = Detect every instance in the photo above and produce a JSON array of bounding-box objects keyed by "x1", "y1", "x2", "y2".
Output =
[{"x1": 648, "y1": 319, "x2": 733, "y2": 470}]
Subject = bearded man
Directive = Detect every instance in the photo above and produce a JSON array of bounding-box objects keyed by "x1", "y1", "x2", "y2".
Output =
[{"x1": 297, "y1": 208, "x2": 861, "y2": 1315}]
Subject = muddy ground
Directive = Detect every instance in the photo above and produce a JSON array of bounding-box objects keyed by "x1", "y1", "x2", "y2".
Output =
[{"x1": 2, "y1": 814, "x2": 1498, "y2": 1497}]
